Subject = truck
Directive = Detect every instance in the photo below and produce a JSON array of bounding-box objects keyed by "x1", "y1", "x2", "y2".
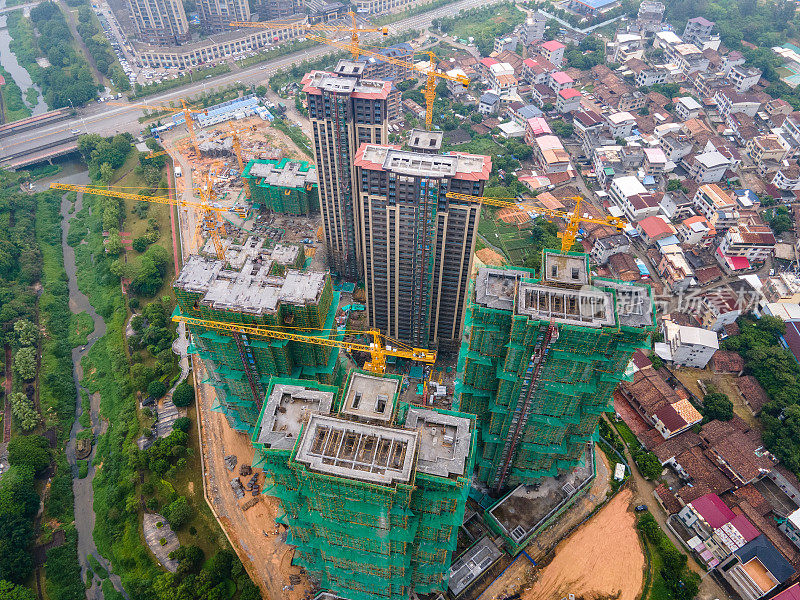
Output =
[{"x1": 174, "y1": 166, "x2": 182, "y2": 178}]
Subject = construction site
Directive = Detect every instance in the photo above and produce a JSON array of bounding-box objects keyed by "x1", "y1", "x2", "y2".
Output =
[{"x1": 54, "y1": 17, "x2": 663, "y2": 599}]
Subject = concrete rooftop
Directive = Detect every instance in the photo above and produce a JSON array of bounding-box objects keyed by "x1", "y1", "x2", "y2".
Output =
[
  {"x1": 340, "y1": 372, "x2": 399, "y2": 423},
  {"x1": 405, "y1": 408, "x2": 471, "y2": 479},
  {"x1": 256, "y1": 383, "x2": 335, "y2": 450}
]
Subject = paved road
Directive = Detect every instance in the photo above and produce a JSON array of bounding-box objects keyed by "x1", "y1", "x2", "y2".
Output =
[
  {"x1": 0, "y1": 1, "x2": 40, "y2": 15},
  {"x1": 0, "y1": 0, "x2": 498, "y2": 163}
]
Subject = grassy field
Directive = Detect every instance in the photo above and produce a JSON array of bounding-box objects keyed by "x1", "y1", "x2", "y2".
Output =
[
  {"x1": 69, "y1": 311, "x2": 95, "y2": 347},
  {"x1": 444, "y1": 3, "x2": 523, "y2": 42},
  {"x1": 476, "y1": 207, "x2": 539, "y2": 265}
]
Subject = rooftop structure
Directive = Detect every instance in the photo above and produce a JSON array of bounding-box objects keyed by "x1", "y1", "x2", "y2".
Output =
[
  {"x1": 251, "y1": 373, "x2": 477, "y2": 600},
  {"x1": 242, "y1": 159, "x2": 319, "y2": 216},
  {"x1": 176, "y1": 239, "x2": 340, "y2": 433}
]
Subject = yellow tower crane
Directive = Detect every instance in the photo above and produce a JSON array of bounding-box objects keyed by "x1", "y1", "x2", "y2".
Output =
[
  {"x1": 109, "y1": 98, "x2": 209, "y2": 157},
  {"x1": 141, "y1": 149, "x2": 169, "y2": 160},
  {"x1": 229, "y1": 25, "x2": 468, "y2": 130},
  {"x1": 171, "y1": 314, "x2": 436, "y2": 374},
  {"x1": 231, "y1": 11, "x2": 388, "y2": 60},
  {"x1": 49, "y1": 183, "x2": 229, "y2": 260},
  {"x1": 445, "y1": 192, "x2": 628, "y2": 252}
]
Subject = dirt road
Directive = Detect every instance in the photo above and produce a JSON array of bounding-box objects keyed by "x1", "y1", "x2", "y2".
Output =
[
  {"x1": 193, "y1": 360, "x2": 311, "y2": 600},
  {"x1": 522, "y1": 488, "x2": 644, "y2": 600}
]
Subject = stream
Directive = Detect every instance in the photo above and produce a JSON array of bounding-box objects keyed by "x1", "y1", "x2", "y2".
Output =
[
  {"x1": 47, "y1": 163, "x2": 129, "y2": 600},
  {"x1": 0, "y1": 0, "x2": 47, "y2": 116}
]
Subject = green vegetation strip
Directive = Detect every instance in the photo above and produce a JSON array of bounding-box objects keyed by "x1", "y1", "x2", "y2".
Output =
[{"x1": 0, "y1": 65, "x2": 32, "y2": 123}]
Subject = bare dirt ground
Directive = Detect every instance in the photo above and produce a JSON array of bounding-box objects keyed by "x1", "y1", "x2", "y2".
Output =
[
  {"x1": 475, "y1": 247, "x2": 506, "y2": 266},
  {"x1": 194, "y1": 358, "x2": 312, "y2": 600},
  {"x1": 671, "y1": 367, "x2": 758, "y2": 429},
  {"x1": 525, "y1": 488, "x2": 644, "y2": 600}
]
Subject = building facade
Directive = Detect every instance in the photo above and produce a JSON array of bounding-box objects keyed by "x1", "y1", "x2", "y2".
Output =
[
  {"x1": 198, "y1": 0, "x2": 250, "y2": 34},
  {"x1": 456, "y1": 253, "x2": 654, "y2": 491},
  {"x1": 303, "y1": 61, "x2": 390, "y2": 279},
  {"x1": 251, "y1": 372, "x2": 476, "y2": 600},
  {"x1": 353, "y1": 135, "x2": 490, "y2": 351},
  {"x1": 126, "y1": 0, "x2": 189, "y2": 46}
]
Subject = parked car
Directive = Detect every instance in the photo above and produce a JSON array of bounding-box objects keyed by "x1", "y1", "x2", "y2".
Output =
[{"x1": 635, "y1": 504, "x2": 648, "y2": 512}]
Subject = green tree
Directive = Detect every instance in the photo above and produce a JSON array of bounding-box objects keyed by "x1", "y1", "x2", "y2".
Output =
[
  {"x1": 7, "y1": 436, "x2": 50, "y2": 475},
  {"x1": 13, "y1": 320, "x2": 37, "y2": 348},
  {"x1": 702, "y1": 392, "x2": 734, "y2": 422},
  {"x1": 634, "y1": 451, "x2": 662, "y2": 480},
  {"x1": 106, "y1": 231, "x2": 124, "y2": 257},
  {"x1": 0, "y1": 580, "x2": 37, "y2": 600},
  {"x1": 9, "y1": 393, "x2": 38, "y2": 431},
  {"x1": 173, "y1": 417, "x2": 191, "y2": 433},
  {"x1": 172, "y1": 382, "x2": 195, "y2": 408},
  {"x1": 163, "y1": 496, "x2": 191, "y2": 529},
  {"x1": 148, "y1": 380, "x2": 167, "y2": 399},
  {"x1": 13, "y1": 347, "x2": 36, "y2": 381}
]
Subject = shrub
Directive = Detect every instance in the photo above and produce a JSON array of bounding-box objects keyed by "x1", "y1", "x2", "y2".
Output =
[
  {"x1": 147, "y1": 380, "x2": 167, "y2": 399},
  {"x1": 172, "y1": 417, "x2": 191, "y2": 433},
  {"x1": 159, "y1": 538, "x2": 166, "y2": 546},
  {"x1": 163, "y1": 496, "x2": 191, "y2": 529},
  {"x1": 8, "y1": 435, "x2": 50, "y2": 475},
  {"x1": 172, "y1": 382, "x2": 194, "y2": 407}
]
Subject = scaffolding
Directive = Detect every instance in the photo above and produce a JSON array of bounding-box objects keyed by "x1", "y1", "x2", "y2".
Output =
[
  {"x1": 241, "y1": 158, "x2": 319, "y2": 216},
  {"x1": 251, "y1": 372, "x2": 477, "y2": 600},
  {"x1": 455, "y1": 251, "x2": 655, "y2": 490},
  {"x1": 175, "y1": 248, "x2": 344, "y2": 434}
]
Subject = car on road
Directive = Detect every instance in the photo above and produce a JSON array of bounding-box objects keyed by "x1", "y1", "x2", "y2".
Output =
[
  {"x1": 635, "y1": 504, "x2": 648, "y2": 512},
  {"x1": 71, "y1": 129, "x2": 81, "y2": 134}
]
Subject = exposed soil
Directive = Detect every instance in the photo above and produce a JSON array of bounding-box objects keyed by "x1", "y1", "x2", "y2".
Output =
[{"x1": 523, "y1": 488, "x2": 645, "y2": 600}]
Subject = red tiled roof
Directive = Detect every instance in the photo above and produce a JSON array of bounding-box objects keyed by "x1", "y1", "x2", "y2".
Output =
[
  {"x1": 690, "y1": 493, "x2": 736, "y2": 528},
  {"x1": 736, "y1": 376, "x2": 769, "y2": 414},
  {"x1": 655, "y1": 483, "x2": 683, "y2": 514},
  {"x1": 710, "y1": 350, "x2": 745, "y2": 373}
]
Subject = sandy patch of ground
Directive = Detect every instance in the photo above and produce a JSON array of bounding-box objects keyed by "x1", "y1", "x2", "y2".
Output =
[
  {"x1": 523, "y1": 488, "x2": 644, "y2": 600},
  {"x1": 194, "y1": 359, "x2": 311, "y2": 600},
  {"x1": 476, "y1": 247, "x2": 506, "y2": 266},
  {"x1": 671, "y1": 367, "x2": 758, "y2": 429}
]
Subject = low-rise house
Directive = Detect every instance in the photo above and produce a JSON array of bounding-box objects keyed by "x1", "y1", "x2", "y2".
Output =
[
  {"x1": 523, "y1": 116, "x2": 551, "y2": 146},
  {"x1": 607, "y1": 32, "x2": 644, "y2": 63},
  {"x1": 660, "y1": 134, "x2": 694, "y2": 162},
  {"x1": 644, "y1": 147, "x2": 668, "y2": 176},
  {"x1": 627, "y1": 57, "x2": 667, "y2": 87},
  {"x1": 762, "y1": 273, "x2": 800, "y2": 303},
  {"x1": 445, "y1": 68, "x2": 469, "y2": 97},
  {"x1": 746, "y1": 135, "x2": 787, "y2": 166},
  {"x1": 661, "y1": 189, "x2": 695, "y2": 220},
  {"x1": 609, "y1": 176, "x2": 660, "y2": 221},
  {"x1": 556, "y1": 88, "x2": 582, "y2": 113},
  {"x1": 682, "y1": 151, "x2": 732, "y2": 183},
  {"x1": 589, "y1": 233, "x2": 630, "y2": 265},
  {"x1": 606, "y1": 111, "x2": 637, "y2": 139},
  {"x1": 715, "y1": 87, "x2": 762, "y2": 120},
  {"x1": 521, "y1": 56, "x2": 555, "y2": 84},
  {"x1": 533, "y1": 135, "x2": 571, "y2": 173},
  {"x1": 772, "y1": 164, "x2": 800, "y2": 191},
  {"x1": 548, "y1": 70, "x2": 574, "y2": 93},
  {"x1": 531, "y1": 83, "x2": 555, "y2": 108},
  {"x1": 493, "y1": 36, "x2": 517, "y2": 54},
  {"x1": 677, "y1": 215, "x2": 715, "y2": 247},
  {"x1": 718, "y1": 222, "x2": 776, "y2": 264},
  {"x1": 488, "y1": 62, "x2": 518, "y2": 94},
  {"x1": 573, "y1": 110, "x2": 607, "y2": 155},
  {"x1": 539, "y1": 40, "x2": 565, "y2": 67},
  {"x1": 478, "y1": 92, "x2": 501, "y2": 115},
  {"x1": 693, "y1": 184, "x2": 739, "y2": 228},
  {"x1": 710, "y1": 351, "x2": 745, "y2": 375},
  {"x1": 620, "y1": 369, "x2": 701, "y2": 440},
  {"x1": 698, "y1": 288, "x2": 742, "y2": 331},
  {"x1": 727, "y1": 64, "x2": 762, "y2": 94},
  {"x1": 656, "y1": 319, "x2": 719, "y2": 368},
  {"x1": 507, "y1": 103, "x2": 543, "y2": 127},
  {"x1": 718, "y1": 535, "x2": 794, "y2": 600},
  {"x1": 675, "y1": 96, "x2": 703, "y2": 121},
  {"x1": 637, "y1": 215, "x2": 676, "y2": 245},
  {"x1": 659, "y1": 245, "x2": 696, "y2": 292}
]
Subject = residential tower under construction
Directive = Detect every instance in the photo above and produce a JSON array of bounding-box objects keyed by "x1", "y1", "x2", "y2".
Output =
[
  {"x1": 241, "y1": 158, "x2": 319, "y2": 216},
  {"x1": 456, "y1": 251, "x2": 655, "y2": 491},
  {"x1": 174, "y1": 238, "x2": 343, "y2": 434},
  {"x1": 251, "y1": 371, "x2": 476, "y2": 600}
]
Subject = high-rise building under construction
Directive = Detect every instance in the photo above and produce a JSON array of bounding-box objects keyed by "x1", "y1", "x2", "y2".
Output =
[
  {"x1": 125, "y1": 0, "x2": 189, "y2": 45},
  {"x1": 174, "y1": 238, "x2": 343, "y2": 435},
  {"x1": 456, "y1": 251, "x2": 655, "y2": 492},
  {"x1": 303, "y1": 61, "x2": 390, "y2": 279},
  {"x1": 251, "y1": 371, "x2": 476, "y2": 600},
  {"x1": 353, "y1": 131, "x2": 490, "y2": 352}
]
